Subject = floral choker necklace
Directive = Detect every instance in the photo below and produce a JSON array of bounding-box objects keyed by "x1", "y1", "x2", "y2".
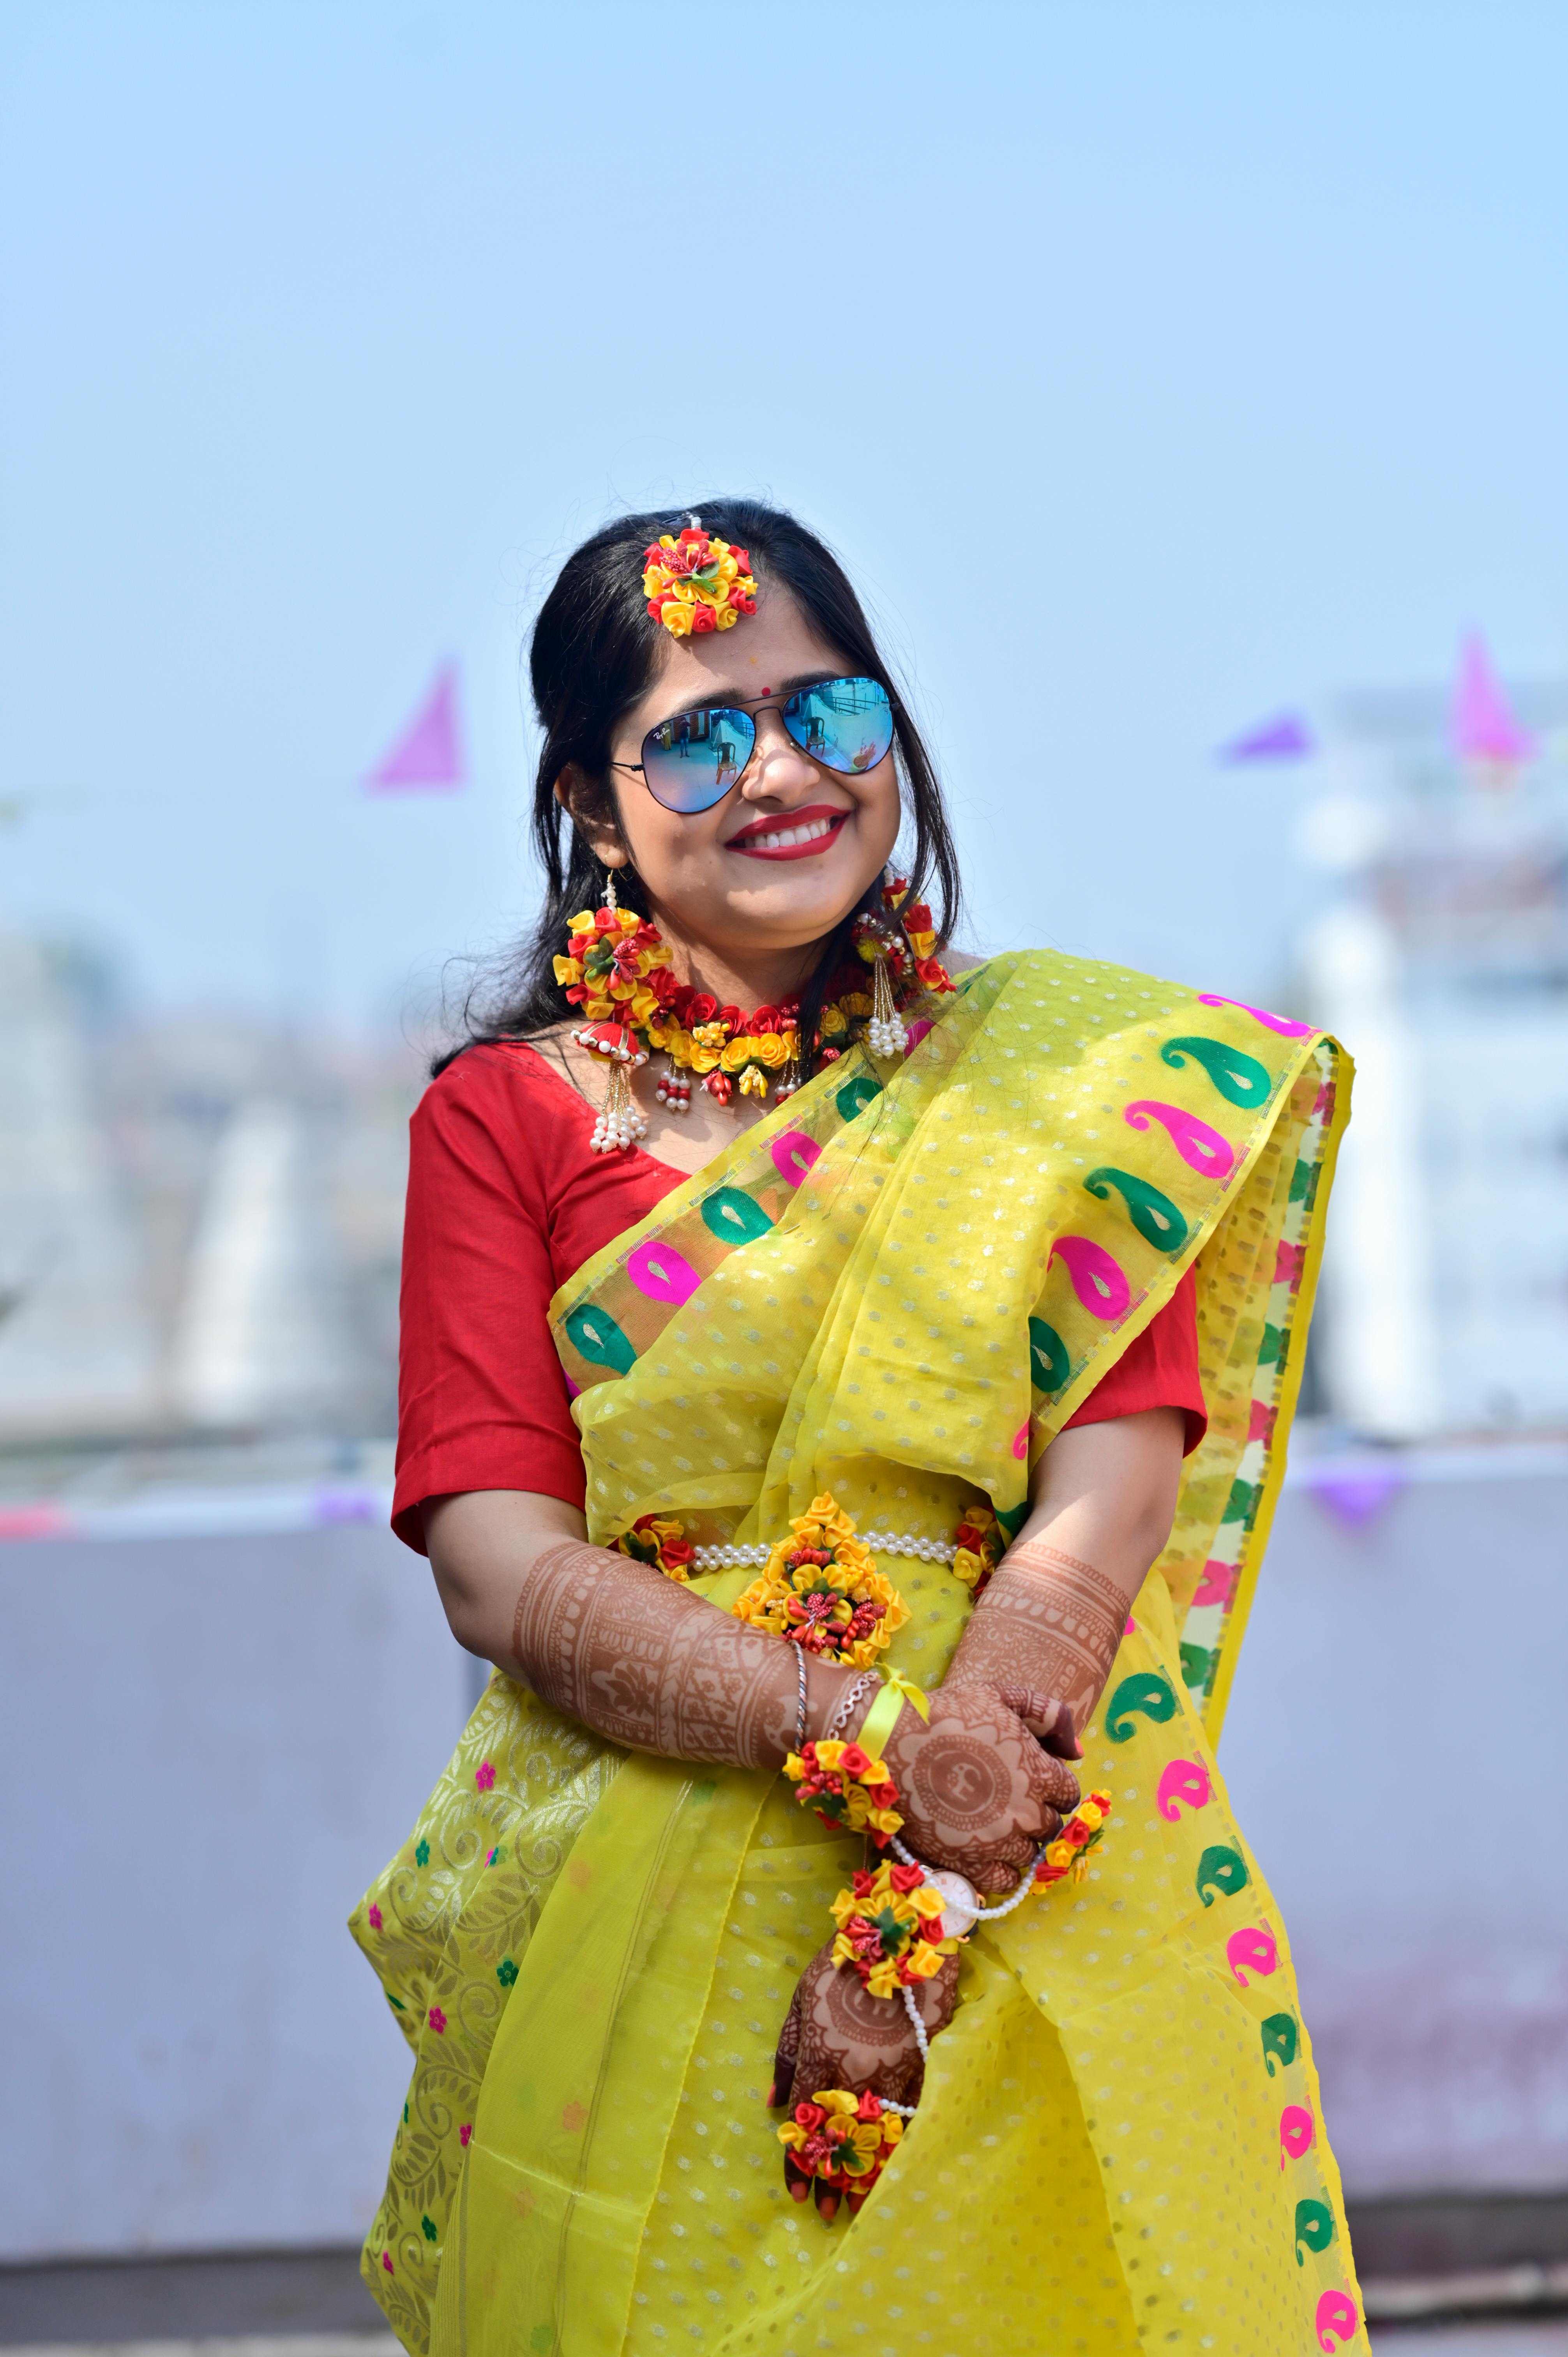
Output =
[{"x1": 553, "y1": 877, "x2": 954, "y2": 1152}]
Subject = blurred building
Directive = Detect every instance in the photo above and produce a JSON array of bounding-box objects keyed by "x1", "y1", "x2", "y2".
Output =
[
  {"x1": 1297, "y1": 670, "x2": 1568, "y2": 1437},
  {"x1": 0, "y1": 936, "x2": 419, "y2": 1458}
]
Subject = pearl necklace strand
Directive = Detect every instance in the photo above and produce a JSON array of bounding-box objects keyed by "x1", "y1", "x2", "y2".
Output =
[{"x1": 690, "y1": 1528, "x2": 956, "y2": 1574}]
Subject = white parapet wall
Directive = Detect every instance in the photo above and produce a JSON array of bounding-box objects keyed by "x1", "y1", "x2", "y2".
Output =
[{"x1": 1, "y1": 1446, "x2": 1564, "y2": 2260}]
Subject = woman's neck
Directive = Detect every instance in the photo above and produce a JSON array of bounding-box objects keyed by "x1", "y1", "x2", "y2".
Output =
[{"x1": 651, "y1": 916, "x2": 830, "y2": 1014}]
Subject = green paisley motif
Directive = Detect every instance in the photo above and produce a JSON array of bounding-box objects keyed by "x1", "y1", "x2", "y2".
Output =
[
  {"x1": 835, "y1": 1074, "x2": 882, "y2": 1122},
  {"x1": 1082, "y1": 1167, "x2": 1189, "y2": 1253},
  {"x1": 1294, "y1": 2199, "x2": 1336, "y2": 2263},
  {"x1": 701, "y1": 1186, "x2": 775, "y2": 1245},
  {"x1": 1195, "y1": 1843, "x2": 1250, "y2": 1905},
  {"x1": 1028, "y1": 1316, "x2": 1071, "y2": 1394},
  {"x1": 1105, "y1": 1672, "x2": 1178, "y2": 1742},
  {"x1": 1261, "y1": 2013, "x2": 1299, "y2": 2075},
  {"x1": 1160, "y1": 1034, "x2": 1272, "y2": 1108}
]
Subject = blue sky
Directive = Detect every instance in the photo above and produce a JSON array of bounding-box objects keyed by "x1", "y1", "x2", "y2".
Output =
[{"x1": 3, "y1": 3, "x2": 1566, "y2": 1036}]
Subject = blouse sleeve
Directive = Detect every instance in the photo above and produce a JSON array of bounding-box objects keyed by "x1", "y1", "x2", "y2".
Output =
[
  {"x1": 1061, "y1": 1265, "x2": 1207, "y2": 1455},
  {"x1": 391, "y1": 1049, "x2": 589, "y2": 1554}
]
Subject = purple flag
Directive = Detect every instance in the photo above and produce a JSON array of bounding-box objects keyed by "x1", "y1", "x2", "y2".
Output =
[
  {"x1": 1452, "y1": 632, "x2": 1532, "y2": 767},
  {"x1": 367, "y1": 664, "x2": 466, "y2": 789},
  {"x1": 1219, "y1": 711, "x2": 1315, "y2": 763}
]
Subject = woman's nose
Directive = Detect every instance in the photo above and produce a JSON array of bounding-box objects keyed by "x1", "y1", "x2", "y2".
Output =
[{"x1": 739, "y1": 710, "x2": 819, "y2": 801}]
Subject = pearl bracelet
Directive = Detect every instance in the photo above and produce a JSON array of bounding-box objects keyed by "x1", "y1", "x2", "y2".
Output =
[{"x1": 691, "y1": 1528, "x2": 957, "y2": 1573}]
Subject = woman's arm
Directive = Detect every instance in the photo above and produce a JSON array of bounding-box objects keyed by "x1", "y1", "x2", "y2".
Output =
[
  {"x1": 426, "y1": 1488, "x2": 856, "y2": 1770},
  {"x1": 942, "y1": 1407, "x2": 1185, "y2": 1733}
]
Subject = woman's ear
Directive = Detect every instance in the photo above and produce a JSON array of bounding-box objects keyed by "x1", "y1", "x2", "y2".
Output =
[{"x1": 555, "y1": 763, "x2": 629, "y2": 870}]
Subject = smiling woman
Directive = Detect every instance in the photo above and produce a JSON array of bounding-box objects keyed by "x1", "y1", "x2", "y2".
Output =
[{"x1": 352, "y1": 500, "x2": 1363, "y2": 2357}]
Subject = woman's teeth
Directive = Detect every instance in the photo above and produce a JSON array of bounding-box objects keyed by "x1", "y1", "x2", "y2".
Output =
[{"x1": 738, "y1": 815, "x2": 838, "y2": 851}]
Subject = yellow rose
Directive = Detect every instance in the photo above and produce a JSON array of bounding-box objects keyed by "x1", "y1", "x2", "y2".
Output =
[
  {"x1": 912, "y1": 1886, "x2": 947, "y2": 1921},
  {"x1": 865, "y1": 1959, "x2": 899, "y2": 2002},
  {"x1": 662, "y1": 602, "x2": 694, "y2": 638},
  {"x1": 715, "y1": 605, "x2": 739, "y2": 630},
  {"x1": 568, "y1": 910, "x2": 596, "y2": 935},
  {"x1": 720, "y1": 1037, "x2": 752, "y2": 1073},
  {"x1": 819, "y1": 1004, "x2": 848, "y2": 1038},
  {"x1": 842, "y1": 991, "x2": 872, "y2": 1018},
  {"x1": 688, "y1": 1042, "x2": 721, "y2": 1074},
  {"x1": 752, "y1": 1032, "x2": 787, "y2": 1069},
  {"x1": 951, "y1": 1546, "x2": 984, "y2": 1590},
  {"x1": 552, "y1": 954, "x2": 583, "y2": 987}
]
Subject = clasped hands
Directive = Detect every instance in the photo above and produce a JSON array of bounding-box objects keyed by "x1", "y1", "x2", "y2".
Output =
[{"x1": 769, "y1": 1680, "x2": 1080, "y2": 2214}]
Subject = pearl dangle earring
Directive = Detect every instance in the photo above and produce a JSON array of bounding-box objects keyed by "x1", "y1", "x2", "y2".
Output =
[{"x1": 571, "y1": 873, "x2": 652, "y2": 1154}]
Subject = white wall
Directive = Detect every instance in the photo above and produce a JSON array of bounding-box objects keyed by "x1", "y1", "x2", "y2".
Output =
[
  {"x1": 0, "y1": 1518, "x2": 473, "y2": 2262},
  {"x1": 3, "y1": 1454, "x2": 1563, "y2": 2261},
  {"x1": 1220, "y1": 1452, "x2": 1568, "y2": 2197}
]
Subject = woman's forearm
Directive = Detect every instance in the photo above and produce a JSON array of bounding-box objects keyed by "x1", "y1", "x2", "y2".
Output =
[
  {"x1": 944, "y1": 1408, "x2": 1184, "y2": 1730},
  {"x1": 425, "y1": 1489, "x2": 863, "y2": 1771}
]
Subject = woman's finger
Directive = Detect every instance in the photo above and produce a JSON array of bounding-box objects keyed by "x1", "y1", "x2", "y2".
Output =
[{"x1": 769, "y1": 1983, "x2": 804, "y2": 2110}]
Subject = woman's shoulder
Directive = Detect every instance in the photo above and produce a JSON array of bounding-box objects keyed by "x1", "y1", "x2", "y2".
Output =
[{"x1": 412, "y1": 1037, "x2": 588, "y2": 1176}]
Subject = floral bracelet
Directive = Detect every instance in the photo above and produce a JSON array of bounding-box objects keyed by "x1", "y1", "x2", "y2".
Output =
[
  {"x1": 829, "y1": 1859, "x2": 961, "y2": 1998},
  {"x1": 778, "y1": 2089, "x2": 904, "y2": 2209},
  {"x1": 783, "y1": 1739, "x2": 904, "y2": 1848}
]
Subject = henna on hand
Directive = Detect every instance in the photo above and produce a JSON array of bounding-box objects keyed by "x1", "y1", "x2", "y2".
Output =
[
  {"x1": 511, "y1": 1538, "x2": 857, "y2": 1770},
  {"x1": 944, "y1": 1542, "x2": 1127, "y2": 1733},
  {"x1": 771, "y1": 1935, "x2": 959, "y2": 2213},
  {"x1": 878, "y1": 1687, "x2": 1079, "y2": 1894}
]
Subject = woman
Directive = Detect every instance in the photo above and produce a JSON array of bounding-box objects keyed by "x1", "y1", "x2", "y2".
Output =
[{"x1": 355, "y1": 501, "x2": 1363, "y2": 2357}]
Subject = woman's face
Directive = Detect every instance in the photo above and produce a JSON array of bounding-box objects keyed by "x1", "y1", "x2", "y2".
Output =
[{"x1": 592, "y1": 589, "x2": 902, "y2": 976}]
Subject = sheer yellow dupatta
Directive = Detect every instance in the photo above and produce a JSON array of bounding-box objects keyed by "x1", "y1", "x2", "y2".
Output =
[{"x1": 433, "y1": 947, "x2": 1350, "y2": 2357}]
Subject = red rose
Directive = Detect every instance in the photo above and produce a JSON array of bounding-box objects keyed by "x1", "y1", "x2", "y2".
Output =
[
  {"x1": 889, "y1": 1862, "x2": 925, "y2": 1893},
  {"x1": 730, "y1": 546, "x2": 750, "y2": 571},
  {"x1": 851, "y1": 1868, "x2": 876, "y2": 1897},
  {"x1": 718, "y1": 1004, "x2": 743, "y2": 1031},
  {"x1": 838, "y1": 1743, "x2": 871, "y2": 1777},
  {"x1": 749, "y1": 1005, "x2": 781, "y2": 1033},
  {"x1": 690, "y1": 603, "x2": 718, "y2": 633},
  {"x1": 646, "y1": 596, "x2": 667, "y2": 621},
  {"x1": 868, "y1": 1781, "x2": 899, "y2": 1807},
  {"x1": 903, "y1": 902, "x2": 932, "y2": 934},
  {"x1": 683, "y1": 991, "x2": 717, "y2": 1025},
  {"x1": 794, "y1": 2101, "x2": 826, "y2": 2129},
  {"x1": 593, "y1": 906, "x2": 619, "y2": 933},
  {"x1": 856, "y1": 2091, "x2": 882, "y2": 2122},
  {"x1": 678, "y1": 526, "x2": 706, "y2": 546}
]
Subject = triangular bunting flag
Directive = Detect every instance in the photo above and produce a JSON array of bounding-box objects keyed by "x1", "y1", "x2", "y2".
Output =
[
  {"x1": 1218, "y1": 711, "x2": 1315, "y2": 763},
  {"x1": 367, "y1": 664, "x2": 466, "y2": 790},
  {"x1": 1452, "y1": 632, "x2": 1532, "y2": 769}
]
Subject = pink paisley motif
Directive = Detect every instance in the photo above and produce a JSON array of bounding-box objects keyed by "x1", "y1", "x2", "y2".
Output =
[
  {"x1": 1050, "y1": 1235, "x2": 1131, "y2": 1322},
  {"x1": 1280, "y1": 2103, "x2": 1315, "y2": 2164},
  {"x1": 1123, "y1": 1099, "x2": 1236, "y2": 1182},
  {"x1": 1192, "y1": 1558, "x2": 1234, "y2": 1607},
  {"x1": 1198, "y1": 993, "x2": 1314, "y2": 1039},
  {"x1": 1314, "y1": 2290, "x2": 1359, "y2": 2350},
  {"x1": 626, "y1": 1238, "x2": 701, "y2": 1307},
  {"x1": 771, "y1": 1129, "x2": 821, "y2": 1187},
  {"x1": 1157, "y1": 1759, "x2": 1212, "y2": 1821},
  {"x1": 1226, "y1": 1927, "x2": 1278, "y2": 1986},
  {"x1": 1011, "y1": 1420, "x2": 1030, "y2": 1460}
]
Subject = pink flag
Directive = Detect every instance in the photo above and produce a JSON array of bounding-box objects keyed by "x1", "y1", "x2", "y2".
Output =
[
  {"x1": 367, "y1": 664, "x2": 466, "y2": 789},
  {"x1": 1452, "y1": 632, "x2": 1532, "y2": 768},
  {"x1": 1220, "y1": 712, "x2": 1314, "y2": 763}
]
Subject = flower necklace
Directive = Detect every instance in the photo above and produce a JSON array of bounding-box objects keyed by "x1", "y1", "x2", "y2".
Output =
[{"x1": 553, "y1": 876, "x2": 954, "y2": 1152}]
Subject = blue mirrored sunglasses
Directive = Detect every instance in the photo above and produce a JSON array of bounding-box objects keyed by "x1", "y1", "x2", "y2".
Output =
[{"x1": 613, "y1": 676, "x2": 895, "y2": 815}]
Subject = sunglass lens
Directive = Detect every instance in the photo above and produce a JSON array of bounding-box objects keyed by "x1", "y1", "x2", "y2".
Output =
[
  {"x1": 641, "y1": 707, "x2": 756, "y2": 812},
  {"x1": 782, "y1": 677, "x2": 894, "y2": 774}
]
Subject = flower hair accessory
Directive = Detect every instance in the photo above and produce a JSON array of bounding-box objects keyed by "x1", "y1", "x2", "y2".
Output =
[
  {"x1": 732, "y1": 1493, "x2": 909, "y2": 1668},
  {"x1": 829, "y1": 1858, "x2": 959, "y2": 1997},
  {"x1": 784, "y1": 1739, "x2": 904, "y2": 1849},
  {"x1": 778, "y1": 2090, "x2": 904, "y2": 2211},
  {"x1": 642, "y1": 521, "x2": 758, "y2": 639}
]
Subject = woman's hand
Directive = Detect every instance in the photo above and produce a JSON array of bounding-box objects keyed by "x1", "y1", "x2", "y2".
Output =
[
  {"x1": 880, "y1": 1686, "x2": 1081, "y2": 1895},
  {"x1": 768, "y1": 1936, "x2": 960, "y2": 2219}
]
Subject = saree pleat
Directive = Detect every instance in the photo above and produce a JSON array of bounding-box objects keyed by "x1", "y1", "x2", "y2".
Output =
[{"x1": 353, "y1": 948, "x2": 1364, "y2": 2356}]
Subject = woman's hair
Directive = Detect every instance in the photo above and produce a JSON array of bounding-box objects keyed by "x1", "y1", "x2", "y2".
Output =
[{"x1": 438, "y1": 497, "x2": 961, "y2": 1076}]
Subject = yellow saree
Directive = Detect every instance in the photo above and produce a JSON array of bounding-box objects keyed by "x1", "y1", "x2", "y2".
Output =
[{"x1": 353, "y1": 946, "x2": 1363, "y2": 2357}]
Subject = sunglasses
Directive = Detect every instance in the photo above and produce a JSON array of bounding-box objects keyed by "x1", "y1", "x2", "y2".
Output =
[{"x1": 612, "y1": 675, "x2": 895, "y2": 815}]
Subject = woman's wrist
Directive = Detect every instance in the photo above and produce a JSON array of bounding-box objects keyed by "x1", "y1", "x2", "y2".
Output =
[{"x1": 946, "y1": 1544, "x2": 1127, "y2": 1729}]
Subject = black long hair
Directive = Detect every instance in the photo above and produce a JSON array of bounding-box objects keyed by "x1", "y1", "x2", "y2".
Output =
[{"x1": 439, "y1": 498, "x2": 961, "y2": 1076}]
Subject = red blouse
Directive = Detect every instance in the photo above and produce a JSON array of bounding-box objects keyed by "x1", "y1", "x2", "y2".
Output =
[{"x1": 392, "y1": 1042, "x2": 1206, "y2": 1553}]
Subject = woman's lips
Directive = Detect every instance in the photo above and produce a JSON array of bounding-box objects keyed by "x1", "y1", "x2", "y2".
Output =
[{"x1": 724, "y1": 807, "x2": 849, "y2": 861}]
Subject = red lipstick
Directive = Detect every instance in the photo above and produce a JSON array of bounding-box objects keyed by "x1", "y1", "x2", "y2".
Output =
[{"x1": 724, "y1": 804, "x2": 850, "y2": 862}]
